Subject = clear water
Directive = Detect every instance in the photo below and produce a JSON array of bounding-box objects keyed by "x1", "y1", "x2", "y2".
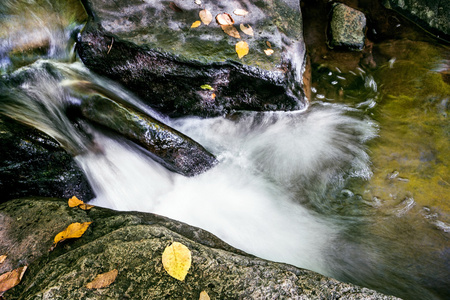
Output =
[{"x1": 1, "y1": 2, "x2": 449, "y2": 300}]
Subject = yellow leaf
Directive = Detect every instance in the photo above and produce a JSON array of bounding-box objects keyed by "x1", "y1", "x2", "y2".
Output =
[
  {"x1": 191, "y1": 20, "x2": 201, "y2": 28},
  {"x1": 199, "y1": 290, "x2": 211, "y2": 300},
  {"x1": 221, "y1": 25, "x2": 240, "y2": 39},
  {"x1": 233, "y1": 9, "x2": 249, "y2": 16},
  {"x1": 53, "y1": 222, "x2": 92, "y2": 245},
  {"x1": 0, "y1": 255, "x2": 6, "y2": 264},
  {"x1": 162, "y1": 242, "x2": 191, "y2": 281},
  {"x1": 0, "y1": 266, "x2": 27, "y2": 294},
  {"x1": 235, "y1": 41, "x2": 249, "y2": 59},
  {"x1": 199, "y1": 9, "x2": 212, "y2": 25},
  {"x1": 86, "y1": 269, "x2": 118, "y2": 289},
  {"x1": 79, "y1": 203, "x2": 95, "y2": 210},
  {"x1": 200, "y1": 84, "x2": 214, "y2": 90},
  {"x1": 68, "y1": 196, "x2": 84, "y2": 207},
  {"x1": 216, "y1": 13, "x2": 234, "y2": 25},
  {"x1": 240, "y1": 24, "x2": 254, "y2": 36},
  {"x1": 264, "y1": 49, "x2": 274, "y2": 56}
]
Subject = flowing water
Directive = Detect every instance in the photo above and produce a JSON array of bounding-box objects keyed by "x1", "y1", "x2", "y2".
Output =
[{"x1": 1, "y1": 1, "x2": 449, "y2": 299}]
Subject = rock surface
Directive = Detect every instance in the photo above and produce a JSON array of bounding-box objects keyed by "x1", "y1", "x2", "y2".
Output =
[
  {"x1": 0, "y1": 116, "x2": 94, "y2": 203},
  {"x1": 0, "y1": 198, "x2": 399, "y2": 299},
  {"x1": 81, "y1": 96, "x2": 217, "y2": 176},
  {"x1": 328, "y1": 3, "x2": 367, "y2": 51},
  {"x1": 383, "y1": 0, "x2": 450, "y2": 40},
  {"x1": 77, "y1": 0, "x2": 308, "y2": 117}
]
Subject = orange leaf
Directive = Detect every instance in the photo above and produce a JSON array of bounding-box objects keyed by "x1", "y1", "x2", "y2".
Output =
[
  {"x1": 68, "y1": 196, "x2": 84, "y2": 208},
  {"x1": 240, "y1": 24, "x2": 254, "y2": 36},
  {"x1": 86, "y1": 269, "x2": 118, "y2": 289},
  {"x1": 264, "y1": 49, "x2": 274, "y2": 56},
  {"x1": 211, "y1": 93, "x2": 216, "y2": 99},
  {"x1": 221, "y1": 25, "x2": 240, "y2": 39},
  {"x1": 0, "y1": 255, "x2": 6, "y2": 264},
  {"x1": 191, "y1": 20, "x2": 201, "y2": 28},
  {"x1": 0, "y1": 266, "x2": 27, "y2": 294},
  {"x1": 53, "y1": 222, "x2": 92, "y2": 245},
  {"x1": 79, "y1": 203, "x2": 95, "y2": 210},
  {"x1": 235, "y1": 41, "x2": 249, "y2": 59},
  {"x1": 216, "y1": 13, "x2": 234, "y2": 25},
  {"x1": 266, "y1": 41, "x2": 272, "y2": 48},
  {"x1": 233, "y1": 9, "x2": 249, "y2": 16},
  {"x1": 199, "y1": 9, "x2": 212, "y2": 25}
]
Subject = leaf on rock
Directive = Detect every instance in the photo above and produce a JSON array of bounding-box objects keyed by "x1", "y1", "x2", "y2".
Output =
[
  {"x1": 162, "y1": 242, "x2": 191, "y2": 281},
  {"x1": 199, "y1": 9, "x2": 212, "y2": 25},
  {"x1": 235, "y1": 41, "x2": 249, "y2": 59},
  {"x1": 233, "y1": 9, "x2": 249, "y2": 16},
  {"x1": 264, "y1": 49, "x2": 274, "y2": 56},
  {"x1": 211, "y1": 93, "x2": 216, "y2": 99},
  {"x1": 68, "y1": 196, "x2": 94, "y2": 210},
  {"x1": 221, "y1": 25, "x2": 240, "y2": 39},
  {"x1": 240, "y1": 24, "x2": 254, "y2": 36},
  {"x1": 200, "y1": 84, "x2": 214, "y2": 90},
  {"x1": 191, "y1": 20, "x2": 202, "y2": 28},
  {"x1": 266, "y1": 41, "x2": 272, "y2": 48},
  {"x1": 195, "y1": 0, "x2": 202, "y2": 5},
  {"x1": 53, "y1": 222, "x2": 92, "y2": 245},
  {"x1": 0, "y1": 256, "x2": 6, "y2": 264},
  {"x1": 86, "y1": 269, "x2": 118, "y2": 289},
  {"x1": 199, "y1": 290, "x2": 211, "y2": 300},
  {"x1": 169, "y1": 2, "x2": 183, "y2": 13},
  {"x1": 216, "y1": 13, "x2": 234, "y2": 25},
  {"x1": 0, "y1": 266, "x2": 27, "y2": 294}
]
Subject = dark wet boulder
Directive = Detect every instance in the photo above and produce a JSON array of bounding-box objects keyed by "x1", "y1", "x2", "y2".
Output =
[
  {"x1": 80, "y1": 96, "x2": 217, "y2": 176},
  {"x1": 383, "y1": 0, "x2": 450, "y2": 40},
  {"x1": 0, "y1": 115, "x2": 94, "y2": 203},
  {"x1": 328, "y1": 3, "x2": 367, "y2": 51},
  {"x1": 76, "y1": 0, "x2": 309, "y2": 117},
  {"x1": 0, "y1": 198, "x2": 400, "y2": 299}
]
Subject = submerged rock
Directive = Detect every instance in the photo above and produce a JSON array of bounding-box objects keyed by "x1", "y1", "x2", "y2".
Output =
[
  {"x1": 0, "y1": 198, "x2": 399, "y2": 299},
  {"x1": 80, "y1": 96, "x2": 217, "y2": 176},
  {"x1": 383, "y1": 0, "x2": 450, "y2": 40},
  {"x1": 76, "y1": 0, "x2": 308, "y2": 117},
  {"x1": 0, "y1": 116, "x2": 94, "y2": 203},
  {"x1": 328, "y1": 3, "x2": 367, "y2": 51}
]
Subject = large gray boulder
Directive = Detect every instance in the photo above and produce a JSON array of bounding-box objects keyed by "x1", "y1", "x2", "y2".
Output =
[
  {"x1": 0, "y1": 198, "x2": 399, "y2": 299},
  {"x1": 77, "y1": 0, "x2": 309, "y2": 117},
  {"x1": 383, "y1": 0, "x2": 450, "y2": 40}
]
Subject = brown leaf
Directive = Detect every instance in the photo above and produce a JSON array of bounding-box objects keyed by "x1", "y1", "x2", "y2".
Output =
[
  {"x1": 233, "y1": 9, "x2": 249, "y2": 16},
  {"x1": 216, "y1": 13, "x2": 234, "y2": 25},
  {"x1": 221, "y1": 25, "x2": 240, "y2": 39},
  {"x1": 79, "y1": 203, "x2": 95, "y2": 210},
  {"x1": 240, "y1": 24, "x2": 254, "y2": 36},
  {"x1": 169, "y1": 2, "x2": 183, "y2": 12},
  {"x1": 86, "y1": 269, "x2": 118, "y2": 289},
  {"x1": 162, "y1": 242, "x2": 191, "y2": 281},
  {"x1": 235, "y1": 41, "x2": 249, "y2": 59},
  {"x1": 199, "y1": 9, "x2": 213, "y2": 25},
  {"x1": 0, "y1": 256, "x2": 6, "y2": 264},
  {"x1": 0, "y1": 266, "x2": 27, "y2": 294},
  {"x1": 264, "y1": 49, "x2": 274, "y2": 56},
  {"x1": 191, "y1": 20, "x2": 201, "y2": 28},
  {"x1": 53, "y1": 222, "x2": 92, "y2": 245},
  {"x1": 68, "y1": 196, "x2": 84, "y2": 207},
  {"x1": 266, "y1": 41, "x2": 272, "y2": 48}
]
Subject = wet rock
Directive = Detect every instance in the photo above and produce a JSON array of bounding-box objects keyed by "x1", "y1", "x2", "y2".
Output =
[
  {"x1": 383, "y1": 0, "x2": 450, "y2": 40},
  {"x1": 1, "y1": 198, "x2": 399, "y2": 299},
  {"x1": 328, "y1": 3, "x2": 367, "y2": 51},
  {"x1": 0, "y1": 115, "x2": 94, "y2": 203},
  {"x1": 76, "y1": 0, "x2": 308, "y2": 117},
  {"x1": 80, "y1": 96, "x2": 217, "y2": 176}
]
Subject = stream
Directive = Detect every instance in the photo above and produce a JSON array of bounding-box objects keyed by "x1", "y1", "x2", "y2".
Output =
[{"x1": 1, "y1": 1, "x2": 449, "y2": 299}]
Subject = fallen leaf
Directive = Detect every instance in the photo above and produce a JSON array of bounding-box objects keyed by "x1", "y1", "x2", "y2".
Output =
[
  {"x1": 169, "y1": 2, "x2": 183, "y2": 12},
  {"x1": 199, "y1": 9, "x2": 213, "y2": 25},
  {"x1": 199, "y1": 290, "x2": 211, "y2": 300},
  {"x1": 264, "y1": 49, "x2": 274, "y2": 56},
  {"x1": 79, "y1": 203, "x2": 95, "y2": 210},
  {"x1": 216, "y1": 13, "x2": 234, "y2": 25},
  {"x1": 233, "y1": 9, "x2": 249, "y2": 16},
  {"x1": 162, "y1": 242, "x2": 191, "y2": 281},
  {"x1": 191, "y1": 20, "x2": 202, "y2": 28},
  {"x1": 235, "y1": 41, "x2": 249, "y2": 59},
  {"x1": 240, "y1": 24, "x2": 254, "y2": 36},
  {"x1": 211, "y1": 93, "x2": 216, "y2": 99},
  {"x1": 0, "y1": 266, "x2": 27, "y2": 294},
  {"x1": 195, "y1": 0, "x2": 202, "y2": 5},
  {"x1": 86, "y1": 269, "x2": 118, "y2": 289},
  {"x1": 53, "y1": 222, "x2": 92, "y2": 245},
  {"x1": 266, "y1": 41, "x2": 272, "y2": 48},
  {"x1": 200, "y1": 84, "x2": 214, "y2": 90},
  {"x1": 68, "y1": 196, "x2": 84, "y2": 207},
  {"x1": 0, "y1": 256, "x2": 6, "y2": 264},
  {"x1": 221, "y1": 25, "x2": 240, "y2": 38}
]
